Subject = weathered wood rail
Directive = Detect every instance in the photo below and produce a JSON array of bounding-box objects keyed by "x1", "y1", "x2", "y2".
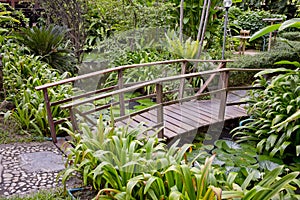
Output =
[{"x1": 36, "y1": 59, "x2": 263, "y2": 143}]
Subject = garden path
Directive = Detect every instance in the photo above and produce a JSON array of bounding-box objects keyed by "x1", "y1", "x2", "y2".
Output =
[{"x1": 0, "y1": 141, "x2": 78, "y2": 198}]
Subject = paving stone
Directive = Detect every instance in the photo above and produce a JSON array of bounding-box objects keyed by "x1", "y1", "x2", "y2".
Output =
[
  {"x1": 0, "y1": 141, "x2": 74, "y2": 197},
  {"x1": 19, "y1": 151, "x2": 65, "y2": 173}
]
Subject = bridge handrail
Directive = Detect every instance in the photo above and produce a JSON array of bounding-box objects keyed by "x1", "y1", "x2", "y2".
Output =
[
  {"x1": 35, "y1": 59, "x2": 232, "y2": 91},
  {"x1": 60, "y1": 68, "x2": 265, "y2": 109}
]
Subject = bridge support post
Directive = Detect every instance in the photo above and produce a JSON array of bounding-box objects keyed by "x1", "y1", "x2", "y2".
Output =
[
  {"x1": 156, "y1": 83, "x2": 164, "y2": 138},
  {"x1": 42, "y1": 89, "x2": 57, "y2": 143},
  {"x1": 118, "y1": 70, "x2": 125, "y2": 116},
  {"x1": 179, "y1": 61, "x2": 187, "y2": 101},
  {"x1": 218, "y1": 71, "x2": 229, "y2": 121}
]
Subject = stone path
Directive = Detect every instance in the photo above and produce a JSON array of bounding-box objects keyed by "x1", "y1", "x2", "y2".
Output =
[{"x1": 0, "y1": 141, "x2": 72, "y2": 197}]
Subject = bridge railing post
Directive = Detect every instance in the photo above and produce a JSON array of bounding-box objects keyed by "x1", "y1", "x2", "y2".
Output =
[
  {"x1": 178, "y1": 61, "x2": 187, "y2": 101},
  {"x1": 218, "y1": 70, "x2": 229, "y2": 121},
  {"x1": 156, "y1": 83, "x2": 164, "y2": 138},
  {"x1": 118, "y1": 69, "x2": 125, "y2": 116},
  {"x1": 42, "y1": 88, "x2": 57, "y2": 143}
]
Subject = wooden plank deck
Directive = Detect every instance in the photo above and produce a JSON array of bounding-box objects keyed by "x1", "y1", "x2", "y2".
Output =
[{"x1": 115, "y1": 92, "x2": 248, "y2": 140}]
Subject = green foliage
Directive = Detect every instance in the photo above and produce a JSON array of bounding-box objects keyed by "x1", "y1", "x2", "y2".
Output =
[
  {"x1": 61, "y1": 116, "x2": 194, "y2": 199},
  {"x1": 14, "y1": 25, "x2": 76, "y2": 74},
  {"x1": 104, "y1": 48, "x2": 176, "y2": 94},
  {"x1": 222, "y1": 166, "x2": 300, "y2": 200},
  {"x1": 0, "y1": 3, "x2": 27, "y2": 31},
  {"x1": 83, "y1": 0, "x2": 175, "y2": 50},
  {"x1": 228, "y1": 7, "x2": 286, "y2": 50},
  {"x1": 228, "y1": 41, "x2": 300, "y2": 86},
  {"x1": 250, "y1": 18, "x2": 300, "y2": 42},
  {"x1": 189, "y1": 139, "x2": 285, "y2": 186},
  {"x1": 1, "y1": 42, "x2": 73, "y2": 136},
  {"x1": 0, "y1": 188, "x2": 71, "y2": 200},
  {"x1": 232, "y1": 68, "x2": 300, "y2": 163},
  {"x1": 165, "y1": 31, "x2": 199, "y2": 59},
  {"x1": 237, "y1": 0, "x2": 298, "y2": 18},
  {"x1": 169, "y1": 0, "x2": 222, "y2": 41},
  {"x1": 281, "y1": 31, "x2": 300, "y2": 41},
  {"x1": 0, "y1": 5, "x2": 21, "y2": 44},
  {"x1": 61, "y1": 115, "x2": 300, "y2": 199}
]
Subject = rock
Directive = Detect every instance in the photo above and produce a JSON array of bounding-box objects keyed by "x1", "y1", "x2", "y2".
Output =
[{"x1": 0, "y1": 100, "x2": 15, "y2": 111}]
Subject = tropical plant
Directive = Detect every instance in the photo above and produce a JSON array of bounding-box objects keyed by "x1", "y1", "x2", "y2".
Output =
[
  {"x1": 222, "y1": 166, "x2": 300, "y2": 200},
  {"x1": 61, "y1": 115, "x2": 192, "y2": 198},
  {"x1": 250, "y1": 18, "x2": 300, "y2": 42},
  {"x1": 0, "y1": 11, "x2": 20, "y2": 39},
  {"x1": 14, "y1": 25, "x2": 76, "y2": 74},
  {"x1": 1, "y1": 42, "x2": 73, "y2": 136},
  {"x1": 83, "y1": 0, "x2": 175, "y2": 50},
  {"x1": 232, "y1": 68, "x2": 300, "y2": 164},
  {"x1": 121, "y1": 155, "x2": 222, "y2": 200},
  {"x1": 38, "y1": 0, "x2": 87, "y2": 63}
]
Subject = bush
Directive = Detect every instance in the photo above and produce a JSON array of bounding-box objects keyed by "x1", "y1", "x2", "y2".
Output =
[
  {"x1": 227, "y1": 41, "x2": 300, "y2": 86},
  {"x1": 280, "y1": 31, "x2": 300, "y2": 41},
  {"x1": 2, "y1": 42, "x2": 73, "y2": 136},
  {"x1": 62, "y1": 116, "x2": 300, "y2": 199},
  {"x1": 232, "y1": 68, "x2": 300, "y2": 165},
  {"x1": 14, "y1": 25, "x2": 76, "y2": 74},
  {"x1": 61, "y1": 116, "x2": 194, "y2": 199}
]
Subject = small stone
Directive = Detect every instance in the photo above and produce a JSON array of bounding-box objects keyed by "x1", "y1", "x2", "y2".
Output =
[
  {"x1": 3, "y1": 173, "x2": 13, "y2": 178},
  {"x1": 18, "y1": 182, "x2": 26, "y2": 187}
]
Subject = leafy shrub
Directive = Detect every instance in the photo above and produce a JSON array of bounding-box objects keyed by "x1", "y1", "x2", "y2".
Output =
[
  {"x1": 14, "y1": 25, "x2": 76, "y2": 74},
  {"x1": 62, "y1": 116, "x2": 300, "y2": 199},
  {"x1": 232, "y1": 68, "x2": 300, "y2": 164},
  {"x1": 2, "y1": 42, "x2": 73, "y2": 136},
  {"x1": 83, "y1": 0, "x2": 175, "y2": 50},
  {"x1": 280, "y1": 31, "x2": 300, "y2": 41},
  {"x1": 229, "y1": 8, "x2": 286, "y2": 35},
  {"x1": 61, "y1": 116, "x2": 193, "y2": 199},
  {"x1": 0, "y1": 3, "x2": 28, "y2": 30},
  {"x1": 222, "y1": 165, "x2": 300, "y2": 200},
  {"x1": 228, "y1": 41, "x2": 300, "y2": 86},
  {"x1": 104, "y1": 48, "x2": 176, "y2": 94}
]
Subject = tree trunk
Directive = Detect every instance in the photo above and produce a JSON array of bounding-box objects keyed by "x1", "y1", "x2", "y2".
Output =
[{"x1": 179, "y1": 0, "x2": 184, "y2": 42}]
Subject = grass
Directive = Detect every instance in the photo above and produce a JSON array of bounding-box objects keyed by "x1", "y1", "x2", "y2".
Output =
[
  {"x1": 0, "y1": 188, "x2": 71, "y2": 200},
  {"x1": 0, "y1": 116, "x2": 45, "y2": 144}
]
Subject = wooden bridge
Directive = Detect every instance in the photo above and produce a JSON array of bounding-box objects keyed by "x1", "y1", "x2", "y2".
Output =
[{"x1": 36, "y1": 59, "x2": 263, "y2": 143}]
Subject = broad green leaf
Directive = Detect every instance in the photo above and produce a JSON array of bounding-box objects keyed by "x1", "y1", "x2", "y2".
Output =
[
  {"x1": 275, "y1": 60, "x2": 300, "y2": 68},
  {"x1": 183, "y1": 17, "x2": 189, "y2": 24},
  {"x1": 254, "y1": 68, "x2": 293, "y2": 78},
  {"x1": 297, "y1": 145, "x2": 300, "y2": 157},
  {"x1": 259, "y1": 160, "x2": 280, "y2": 171},
  {"x1": 250, "y1": 24, "x2": 281, "y2": 41},
  {"x1": 279, "y1": 18, "x2": 300, "y2": 31},
  {"x1": 266, "y1": 134, "x2": 277, "y2": 150},
  {"x1": 272, "y1": 110, "x2": 300, "y2": 128},
  {"x1": 256, "y1": 172, "x2": 299, "y2": 199}
]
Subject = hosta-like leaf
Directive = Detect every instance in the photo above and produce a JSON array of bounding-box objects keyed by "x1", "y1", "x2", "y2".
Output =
[
  {"x1": 259, "y1": 160, "x2": 280, "y2": 171},
  {"x1": 272, "y1": 110, "x2": 300, "y2": 128},
  {"x1": 255, "y1": 172, "x2": 299, "y2": 199},
  {"x1": 280, "y1": 141, "x2": 291, "y2": 156},
  {"x1": 266, "y1": 134, "x2": 277, "y2": 150},
  {"x1": 279, "y1": 18, "x2": 300, "y2": 31},
  {"x1": 272, "y1": 114, "x2": 285, "y2": 126},
  {"x1": 275, "y1": 60, "x2": 300, "y2": 68},
  {"x1": 250, "y1": 24, "x2": 281, "y2": 41}
]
